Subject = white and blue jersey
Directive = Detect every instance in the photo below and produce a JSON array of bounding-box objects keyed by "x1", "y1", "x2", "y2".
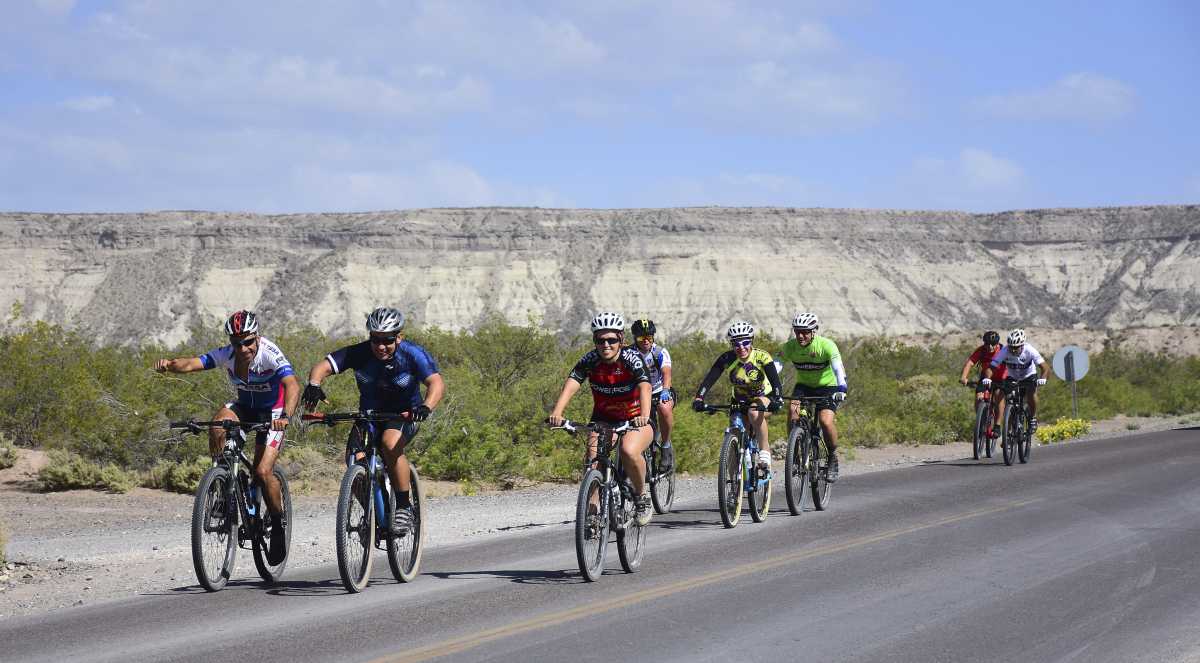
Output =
[
  {"x1": 989, "y1": 344, "x2": 1045, "y2": 381},
  {"x1": 200, "y1": 337, "x2": 295, "y2": 411},
  {"x1": 326, "y1": 340, "x2": 439, "y2": 412},
  {"x1": 633, "y1": 344, "x2": 672, "y2": 394}
]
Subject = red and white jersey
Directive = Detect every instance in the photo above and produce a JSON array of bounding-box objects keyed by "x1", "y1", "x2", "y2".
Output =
[{"x1": 569, "y1": 348, "x2": 650, "y2": 422}]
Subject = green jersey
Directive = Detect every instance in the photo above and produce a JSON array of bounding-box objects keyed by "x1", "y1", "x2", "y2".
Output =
[{"x1": 779, "y1": 335, "x2": 843, "y2": 388}]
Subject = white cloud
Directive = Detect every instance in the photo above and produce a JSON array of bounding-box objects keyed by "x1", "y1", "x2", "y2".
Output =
[
  {"x1": 960, "y1": 148, "x2": 1024, "y2": 192},
  {"x1": 974, "y1": 72, "x2": 1137, "y2": 124},
  {"x1": 901, "y1": 148, "x2": 1027, "y2": 211},
  {"x1": 59, "y1": 95, "x2": 115, "y2": 112}
]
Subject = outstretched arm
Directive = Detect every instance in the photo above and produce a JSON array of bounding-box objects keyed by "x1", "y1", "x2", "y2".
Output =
[{"x1": 154, "y1": 357, "x2": 204, "y2": 373}]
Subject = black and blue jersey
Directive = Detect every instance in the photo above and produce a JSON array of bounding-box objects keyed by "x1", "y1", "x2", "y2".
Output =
[{"x1": 326, "y1": 340, "x2": 439, "y2": 412}]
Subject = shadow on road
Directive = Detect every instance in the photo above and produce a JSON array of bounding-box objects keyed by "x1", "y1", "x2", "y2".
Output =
[
  {"x1": 429, "y1": 568, "x2": 581, "y2": 585},
  {"x1": 918, "y1": 459, "x2": 1010, "y2": 468}
]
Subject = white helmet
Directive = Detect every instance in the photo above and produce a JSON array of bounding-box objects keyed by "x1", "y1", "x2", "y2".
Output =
[
  {"x1": 366, "y1": 307, "x2": 405, "y2": 333},
  {"x1": 224, "y1": 310, "x2": 260, "y2": 336},
  {"x1": 1007, "y1": 329, "x2": 1026, "y2": 346},
  {"x1": 590, "y1": 311, "x2": 625, "y2": 333},
  {"x1": 726, "y1": 320, "x2": 755, "y2": 340},
  {"x1": 791, "y1": 312, "x2": 819, "y2": 331}
]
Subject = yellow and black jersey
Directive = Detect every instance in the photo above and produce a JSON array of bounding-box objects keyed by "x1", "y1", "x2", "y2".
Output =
[{"x1": 696, "y1": 348, "x2": 783, "y2": 401}]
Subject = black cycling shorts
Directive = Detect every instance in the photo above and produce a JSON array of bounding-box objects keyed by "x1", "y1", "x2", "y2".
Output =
[{"x1": 791, "y1": 385, "x2": 841, "y2": 413}]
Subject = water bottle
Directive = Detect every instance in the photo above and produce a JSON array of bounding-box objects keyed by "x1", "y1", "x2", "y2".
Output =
[{"x1": 247, "y1": 482, "x2": 258, "y2": 516}]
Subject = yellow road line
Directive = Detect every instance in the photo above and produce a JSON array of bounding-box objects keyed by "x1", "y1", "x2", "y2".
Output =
[{"x1": 374, "y1": 499, "x2": 1041, "y2": 663}]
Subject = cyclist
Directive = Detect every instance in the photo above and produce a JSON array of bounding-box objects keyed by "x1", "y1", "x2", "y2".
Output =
[
  {"x1": 959, "y1": 330, "x2": 1007, "y2": 439},
  {"x1": 301, "y1": 307, "x2": 445, "y2": 535},
  {"x1": 154, "y1": 310, "x2": 299, "y2": 564},
  {"x1": 982, "y1": 328, "x2": 1048, "y2": 432},
  {"x1": 777, "y1": 312, "x2": 847, "y2": 482},
  {"x1": 630, "y1": 318, "x2": 675, "y2": 471},
  {"x1": 548, "y1": 312, "x2": 654, "y2": 526},
  {"x1": 691, "y1": 321, "x2": 784, "y2": 471}
]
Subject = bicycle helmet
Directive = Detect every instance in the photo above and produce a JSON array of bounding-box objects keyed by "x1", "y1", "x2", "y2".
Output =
[
  {"x1": 1007, "y1": 329, "x2": 1026, "y2": 346},
  {"x1": 791, "y1": 312, "x2": 819, "y2": 331},
  {"x1": 590, "y1": 311, "x2": 625, "y2": 333},
  {"x1": 366, "y1": 307, "x2": 405, "y2": 333},
  {"x1": 726, "y1": 320, "x2": 755, "y2": 340},
  {"x1": 224, "y1": 310, "x2": 260, "y2": 336},
  {"x1": 631, "y1": 319, "x2": 656, "y2": 336},
  {"x1": 983, "y1": 330, "x2": 1000, "y2": 345}
]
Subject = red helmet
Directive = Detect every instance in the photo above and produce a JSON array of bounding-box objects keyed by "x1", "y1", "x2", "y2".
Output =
[{"x1": 224, "y1": 310, "x2": 260, "y2": 336}]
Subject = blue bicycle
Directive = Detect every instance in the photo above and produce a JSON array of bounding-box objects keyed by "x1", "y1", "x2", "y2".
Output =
[{"x1": 700, "y1": 400, "x2": 773, "y2": 528}]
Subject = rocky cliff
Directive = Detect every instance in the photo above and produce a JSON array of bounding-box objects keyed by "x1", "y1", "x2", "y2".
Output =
[{"x1": 1, "y1": 206, "x2": 1196, "y2": 347}]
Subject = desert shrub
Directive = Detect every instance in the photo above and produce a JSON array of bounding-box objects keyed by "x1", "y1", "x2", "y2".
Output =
[
  {"x1": 1036, "y1": 418, "x2": 1091, "y2": 444},
  {"x1": 143, "y1": 457, "x2": 209, "y2": 494},
  {"x1": 38, "y1": 449, "x2": 139, "y2": 493},
  {"x1": 0, "y1": 431, "x2": 16, "y2": 470}
]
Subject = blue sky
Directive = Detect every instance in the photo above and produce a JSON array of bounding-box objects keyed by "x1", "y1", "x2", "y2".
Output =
[{"x1": 1, "y1": 0, "x2": 1196, "y2": 213}]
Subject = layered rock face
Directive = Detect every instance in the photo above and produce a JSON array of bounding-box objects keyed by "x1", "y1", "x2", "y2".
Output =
[{"x1": 0, "y1": 206, "x2": 1196, "y2": 346}]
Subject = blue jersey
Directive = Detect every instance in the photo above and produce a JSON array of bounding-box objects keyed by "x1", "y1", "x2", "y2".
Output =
[
  {"x1": 326, "y1": 340, "x2": 439, "y2": 412},
  {"x1": 200, "y1": 337, "x2": 295, "y2": 411}
]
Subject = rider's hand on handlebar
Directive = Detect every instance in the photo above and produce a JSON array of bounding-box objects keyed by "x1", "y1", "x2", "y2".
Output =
[
  {"x1": 959, "y1": 376, "x2": 968, "y2": 386},
  {"x1": 1036, "y1": 378, "x2": 1047, "y2": 386},
  {"x1": 832, "y1": 391, "x2": 846, "y2": 403},
  {"x1": 632, "y1": 415, "x2": 649, "y2": 428},
  {"x1": 412, "y1": 404, "x2": 432, "y2": 422},
  {"x1": 691, "y1": 398, "x2": 706, "y2": 413},
  {"x1": 271, "y1": 415, "x2": 289, "y2": 431},
  {"x1": 767, "y1": 396, "x2": 783, "y2": 413},
  {"x1": 547, "y1": 414, "x2": 565, "y2": 428},
  {"x1": 980, "y1": 378, "x2": 992, "y2": 387}
]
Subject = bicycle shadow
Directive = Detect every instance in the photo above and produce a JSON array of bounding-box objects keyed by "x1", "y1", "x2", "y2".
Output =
[
  {"x1": 263, "y1": 577, "x2": 357, "y2": 596},
  {"x1": 150, "y1": 578, "x2": 280, "y2": 595},
  {"x1": 651, "y1": 507, "x2": 730, "y2": 531},
  {"x1": 429, "y1": 568, "x2": 581, "y2": 585},
  {"x1": 918, "y1": 459, "x2": 1011, "y2": 468}
]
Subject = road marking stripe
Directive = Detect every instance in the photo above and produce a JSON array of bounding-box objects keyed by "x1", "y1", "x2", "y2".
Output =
[{"x1": 374, "y1": 499, "x2": 1041, "y2": 663}]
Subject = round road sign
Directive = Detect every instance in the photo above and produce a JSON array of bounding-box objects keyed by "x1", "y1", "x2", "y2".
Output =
[{"x1": 1052, "y1": 345, "x2": 1090, "y2": 382}]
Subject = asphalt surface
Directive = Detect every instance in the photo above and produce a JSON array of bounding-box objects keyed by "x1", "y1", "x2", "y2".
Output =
[{"x1": 5, "y1": 427, "x2": 1200, "y2": 663}]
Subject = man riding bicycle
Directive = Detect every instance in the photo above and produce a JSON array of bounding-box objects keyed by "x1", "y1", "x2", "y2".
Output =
[
  {"x1": 630, "y1": 318, "x2": 675, "y2": 471},
  {"x1": 959, "y1": 330, "x2": 1007, "y2": 439},
  {"x1": 777, "y1": 312, "x2": 847, "y2": 482},
  {"x1": 548, "y1": 312, "x2": 654, "y2": 526},
  {"x1": 691, "y1": 321, "x2": 784, "y2": 470},
  {"x1": 155, "y1": 310, "x2": 299, "y2": 564},
  {"x1": 982, "y1": 328, "x2": 1049, "y2": 432},
  {"x1": 302, "y1": 307, "x2": 445, "y2": 536}
]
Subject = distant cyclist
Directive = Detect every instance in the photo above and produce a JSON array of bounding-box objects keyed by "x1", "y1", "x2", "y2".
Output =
[
  {"x1": 692, "y1": 321, "x2": 784, "y2": 471},
  {"x1": 548, "y1": 312, "x2": 654, "y2": 526},
  {"x1": 155, "y1": 310, "x2": 299, "y2": 564},
  {"x1": 301, "y1": 307, "x2": 445, "y2": 536},
  {"x1": 777, "y1": 312, "x2": 847, "y2": 482},
  {"x1": 959, "y1": 330, "x2": 1007, "y2": 439},
  {"x1": 630, "y1": 318, "x2": 675, "y2": 471},
  {"x1": 982, "y1": 329, "x2": 1049, "y2": 432}
]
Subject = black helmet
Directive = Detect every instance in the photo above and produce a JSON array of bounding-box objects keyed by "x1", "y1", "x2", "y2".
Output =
[
  {"x1": 631, "y1": 319, "x2": 656, "y2": 336},
  {"x1": 982, "y1": 330, "x2": 1000, "y2": 345}
]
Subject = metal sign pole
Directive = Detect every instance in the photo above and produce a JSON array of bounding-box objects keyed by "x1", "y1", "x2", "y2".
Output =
[{"x1": 1066, "y1": 352, "x2": 1077, "y2": 418}]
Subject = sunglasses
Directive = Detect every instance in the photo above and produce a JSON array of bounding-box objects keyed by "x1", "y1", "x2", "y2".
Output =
[
  {"x1": 230, "y1": 336, "x2": 258, "y2": 348},
  {"x1": 793, "y1": 328, "x2": 815, "y2": 335},
  {"x1": 731, "y1": 339, "x2": 753, "y2": 348},
  {"x1": 369, "y1": 335, "x2": 399, "y2": 346},
  {"x1": 636, "y1": 335, "x2": 654, "y2": 343},
  {"x1": 594, "y1": 336, "x2": 622, "y2": 346}
]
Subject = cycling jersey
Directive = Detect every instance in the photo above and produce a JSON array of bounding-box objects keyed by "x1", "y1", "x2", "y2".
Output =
[
  {"x1": 969, "y1": 344, "x2": 1008, "y2": 381},
  {"x1": 632, "y1": 344, "x2": 672, "y2": 394},
  {"x1": 778, "y1": 335, "x2": 847, "y2": 390},
  {"x1": 569, "y1": 348, "x2": 650, "y2": 422},
  {"x1": 697, "y1": 348, "x2": 783, "y2": 400},
  {"x1": 326, "y1": 340, "x2": 439, "y2": 412},
  {"x1": 989, "y1": 344, "x2": 1044, "y2": 380},
  {"x1": 200, "y1": 337, "x2": 295, "y2": 411}
]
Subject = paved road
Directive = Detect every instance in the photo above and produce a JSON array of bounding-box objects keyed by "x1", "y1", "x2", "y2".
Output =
[{"x1": 6, "y1": 427, "x2": 1200, "y2": 663}]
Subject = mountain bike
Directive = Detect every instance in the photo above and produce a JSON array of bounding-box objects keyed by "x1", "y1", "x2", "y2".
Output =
[
  {"x1": 551, "y1": 418, "x2": 647, "y2": 582},
  {"x1": 698, "y1": 400, "x2": 772, "y2": 528},
  {"x1": 1000, "y1": 379, "x2": 1035, "y2": 466},
  {"x1": 646, "y1": 400, "x2": 676, "y2": 514},
  {"x1": 169, "y1": 419, "x2": 293, "y2": 592},
  {"x1": 302, "y1": 411, "x2": 425, "y2": 592},
  {"x1": 966, "y1": 380, "x2": 998, "y2": 460},
  {"x1": 781, "y1": 396, "x2": 833, "y2": 515}
]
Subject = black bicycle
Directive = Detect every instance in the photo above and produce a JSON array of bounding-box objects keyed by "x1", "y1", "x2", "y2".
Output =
[
  {"x1": 551, "y1": 418, "x2": 647, "y2": 582},
  {"x1": 646, "y1": 402, "x2": 676, "y2": 514},
  {"x1": 302, "y1": 411, "x2": 425, "y2": 592},
  {"x1": 782, "y1": 396, "x2": 833, "y2": 515},
  {"x1": 999, "y1": 379, "x2": 1035, "y2": 466},
  {"x1": 169, "y1": 419, "x2": 293, "y2": 592},
  {"x1": 698, "y1": 400, "x2": 772, "y2": 528},
  {"x1": 966, "y1": 381, "x2": 998, "y2": 460}
]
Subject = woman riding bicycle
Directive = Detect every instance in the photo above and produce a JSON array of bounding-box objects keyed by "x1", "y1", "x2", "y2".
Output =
[
  {"x1": 548, "y1": 312, "x2": 654, "y2": 526},
  {"x1": 691, "y1": 321, "x2": 784, "y2": 470}
]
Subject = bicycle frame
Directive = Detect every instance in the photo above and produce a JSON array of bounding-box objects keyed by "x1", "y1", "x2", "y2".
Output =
[
  {"x1": 574, "y1": 421, "x2": 636, "y2": 530},
  {"x1": 785, "y1": 396, "x2": 831, "y2": 475},
  {"x1": 703, "y1": 401, "x2": 771, "y2": 495},
  {"x1": 172, "y1": 419, "x2": 270, "y2": 545}
]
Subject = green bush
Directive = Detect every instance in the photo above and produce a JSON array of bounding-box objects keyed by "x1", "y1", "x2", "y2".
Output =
[
  {"x1": 1036, "y1": 418, "x2": 1092, "y2": 444},
  {"x1": 143, "y1": 458, "x2": 209, "y2": 494},
  {"x1": 0, "y1": 431, "x2": 16, "y2": 470},
  {"x1": 37, "y1": 449, "x2": 139, "y2": 493}
]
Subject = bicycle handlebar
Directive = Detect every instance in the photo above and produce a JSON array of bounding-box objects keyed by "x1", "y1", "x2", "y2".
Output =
[
  {"x1": 700, "y1": 401, "x2": 768, "y2": 413},
  {"x1": 546, "y1": 418, "x2": 634, "y2": 435},
  {"x1": 300, "y1": 410, "x2": 413, "y2": 426},
  {"x1": 169, "y1": 419, "x2": 272, "y2": 434}
]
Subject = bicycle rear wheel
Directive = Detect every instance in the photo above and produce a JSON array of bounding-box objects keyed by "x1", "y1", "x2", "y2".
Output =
[
  {"x1": 252, "y1": 466, "x2": 292, "y2": 584},
  {"x1": 1003, "y1": 407, "x2": 1019, "y2": 466},
  {"x1": 335, "y1": 463, "x2": 374, "y2": 593},
  {"x1": 649, "y1": 441, "x2": 676, "y2": 514},
  {"x1": 575, "y1": 469, "x2": 608, "y2": 582},
  {"x1": 616, "y1": 489, "x2": 646, "y2": 573},
  {"x1": 973, "y1": 401, "x2": 987, "y2": 460},
  {"x1": 1019, "y1": 416, "x2": 1033, "y2": 464},
  {"x1": 191, "y1": 466, "x2": 238, "y2": 592},
  {"x1": 717, "y1": 432, "x2": 744, "y2": 528},
  {"x1": 784, "y1": 425, "x2": 809, "y2": 516},
  {"x1": 388, "y1": 465, "x2": 425, "y2": 582},
  {"x1": 811, "y1": 435, "x2": 832, "y2": 511},
  {"x1": 748, "y1": 453, "x2": 771, "y2": 524},
  {"x1": 985, "y1": 402, "x2": 997, "y2": 458}
]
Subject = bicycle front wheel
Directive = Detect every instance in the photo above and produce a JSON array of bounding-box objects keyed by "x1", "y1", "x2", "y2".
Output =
[
  {"x1": 388, "y1": 465, "x2": 425, "y2": 583},
  {"x1": 717, "y1": 432, "x2": 744, "y2": 528},
  {"x1": 973, "y1": 401, "x2": 987, "y2": 461},
  {"x1": 616, "y1": 488, "x2": 646, "y2": 573},
  {"x1": 1019, "y1": 416, "x2": 1033, "y2": 464},
  {"x1": 252, "y1": 466, "x2": 292, "y2": 584},
  {"x1": 985, "y1": 402, "x2": 997, "y2": 458},
  {"x1": 336, "y1": 463, "x2": 375, "y2": 593},
  {"x1": 811, "y1": 436, "x2": 832, "y2": 511},
  {"x1": 649, "y1": 442, "x2": 676, "y2": 514},
  {"x1": 191, "y1": 466, "x2": 237, "y2": 592},
  {"x1": 784, "y1": 425, "x2": 809, "y2": 516},
  {"x1": 575, "y1": 469, "x2": 609, "y2": 582},
  {"x1": 1002, "y1": 407, "x2": 1020, "y2": 466}
]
